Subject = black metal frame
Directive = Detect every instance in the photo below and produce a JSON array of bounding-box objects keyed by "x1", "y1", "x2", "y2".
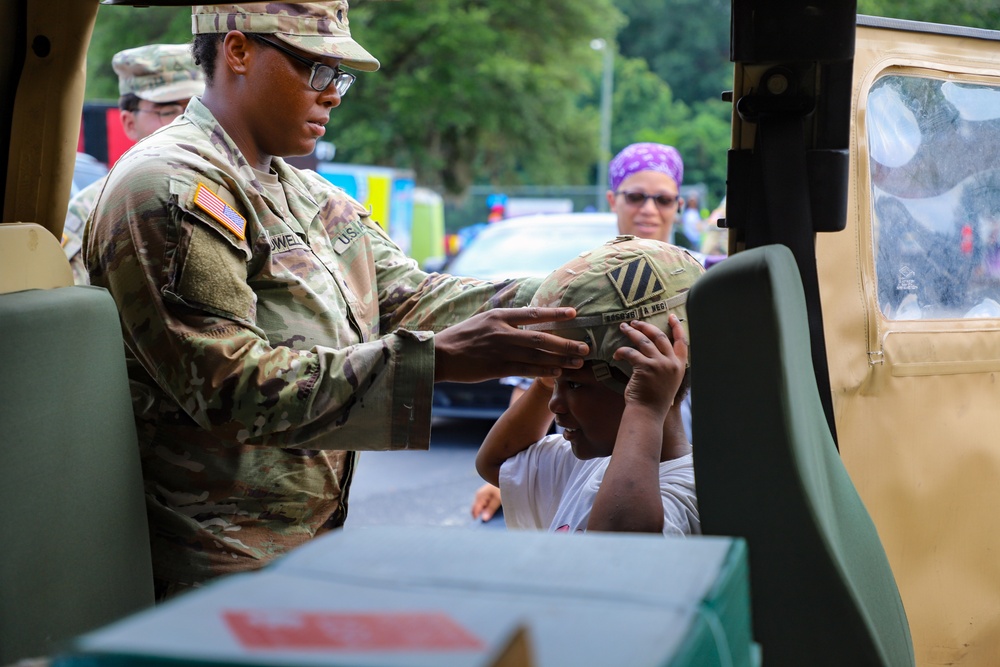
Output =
[{"x1": 724, "y1": 0, "x2": 858, "y2": 446}]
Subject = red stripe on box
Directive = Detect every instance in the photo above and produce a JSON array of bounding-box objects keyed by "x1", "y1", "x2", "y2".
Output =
[{"x1": 224, "y1": 610, "x2": 485, "y2": 652}]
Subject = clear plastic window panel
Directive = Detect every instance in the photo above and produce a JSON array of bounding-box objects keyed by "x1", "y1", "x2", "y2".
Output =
[{"x1": 868, "y1": 74, "x2": 1000, "y2": 320}]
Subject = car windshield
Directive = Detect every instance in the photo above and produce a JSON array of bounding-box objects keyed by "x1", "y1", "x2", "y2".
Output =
[{"x1": 447, "y1": 217, "x2": 619, "y2": 280}]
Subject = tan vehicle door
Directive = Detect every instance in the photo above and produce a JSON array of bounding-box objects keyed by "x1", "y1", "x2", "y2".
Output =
[{"x1": 817, "y1": 17, "x2": 1000, "y2": 667}]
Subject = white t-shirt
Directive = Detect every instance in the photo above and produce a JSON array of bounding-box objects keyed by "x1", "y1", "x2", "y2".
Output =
[{"x1": 499, "y1": 434, "x2": 700, "y2": 535}]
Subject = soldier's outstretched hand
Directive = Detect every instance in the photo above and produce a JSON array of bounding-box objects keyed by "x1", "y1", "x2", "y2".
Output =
[{"x1": 434, "y1": 307, "x2": 588, "y2": 384}]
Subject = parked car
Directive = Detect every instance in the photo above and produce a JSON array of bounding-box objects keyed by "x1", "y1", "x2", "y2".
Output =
[{"x1": 432, "y1": 212, "x2": 619, "y2": 420}]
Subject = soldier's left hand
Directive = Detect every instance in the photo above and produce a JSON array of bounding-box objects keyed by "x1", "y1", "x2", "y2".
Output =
[{"x1": 433, "y1": 307, "x2": 588, "y2": 384}]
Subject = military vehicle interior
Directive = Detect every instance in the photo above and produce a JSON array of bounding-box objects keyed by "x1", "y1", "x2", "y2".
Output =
[{"x1": 2, "y1": 1, "x2": 999, "y2": 665}]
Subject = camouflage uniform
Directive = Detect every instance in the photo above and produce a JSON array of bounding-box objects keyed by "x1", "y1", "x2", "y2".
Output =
[
  {"x1": 63, "y1": 179, "x2": 104, "y2": 285},
  {"x1": 84, "y1": 96, "x2": 540, "y2": 588},
  {"x1": 63, "y1": 43, "x2": 204, "y2": 285}
]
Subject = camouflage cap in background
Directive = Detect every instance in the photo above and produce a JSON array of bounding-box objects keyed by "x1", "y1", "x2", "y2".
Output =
[
  {"x1": 191, "y1": 1, "x2": 380, "y2": 72},
  {"x1": 525, "y1": 236, "x2": 705, "y2": 393},
  {"x1": 112, "y1": 44, "x2": 206, "y2": 103}
]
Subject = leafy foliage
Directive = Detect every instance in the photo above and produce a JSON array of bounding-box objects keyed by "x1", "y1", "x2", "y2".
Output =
[
  {"x1": 332, "y1": 0, "x2": 623, "y2": 196},
  {"x1": 83, "y1": 2, "x2": 728, "y2": 201},
  {"x1": 82, "y1": 1, "x2": 997, "y2": 209},
  {"x1": 614, "y1": 0, "x2": 732, "y2": 107},
  {"x1": 857, "y1": 0, "x2": 1000, "y2": 27}
]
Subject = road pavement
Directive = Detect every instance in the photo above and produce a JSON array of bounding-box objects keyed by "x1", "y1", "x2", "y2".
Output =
[{"x1": 343, "y1": 417, "x2": 506, "y2": 530}]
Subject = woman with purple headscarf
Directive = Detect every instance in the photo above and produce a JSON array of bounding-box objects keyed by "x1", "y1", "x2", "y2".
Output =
[{"x1": 606, "y1": 142, "x2": 686, "y2": 245}]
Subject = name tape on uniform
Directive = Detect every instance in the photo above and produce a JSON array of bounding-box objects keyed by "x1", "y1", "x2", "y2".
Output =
[{"x1": 521, "y1": 292, "x2": 688, "y2": 332}]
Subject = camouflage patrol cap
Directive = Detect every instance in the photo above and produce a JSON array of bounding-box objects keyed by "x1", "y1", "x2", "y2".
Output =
[
  {"x1": 112, "y1": 44, "x2": 205, "y2": 103},
  {"x1": 526, "y1": 236, "x2": 705, "y2": 393},
  {"x1": 191, "y1": 2, "x2": 380, "y2": 72}
]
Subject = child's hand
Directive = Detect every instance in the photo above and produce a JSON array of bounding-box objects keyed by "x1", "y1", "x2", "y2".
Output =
[
  {"x1": 613, "y1": 315, "x2": 687, "y2": 414},
  {"x1": 534, "y1": 375, "x2": 556, "y2": 390},
  {"x1": 470, "y1": 483, "x2": 502, "y2": 521}
]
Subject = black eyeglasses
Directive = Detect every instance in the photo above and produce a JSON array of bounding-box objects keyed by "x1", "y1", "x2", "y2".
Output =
[
  {"x1": 616, "y1": 191, "x2": 680, "y2": 209},
  {"x1": 251, "y1": 35, "x2": 355, "y2": 96},
  {"x1": 134, "y1": 105, "x2": 186, "y2": 123}
]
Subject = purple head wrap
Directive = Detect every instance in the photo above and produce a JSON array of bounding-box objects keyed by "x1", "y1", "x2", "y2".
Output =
[{"x1": 608, "y1": 143, "x2": 684, "y2": 192}]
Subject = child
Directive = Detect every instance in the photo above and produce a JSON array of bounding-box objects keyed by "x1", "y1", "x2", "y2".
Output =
[{"x1": 475, "y1": 236, "x2": 704, "y2": 534}]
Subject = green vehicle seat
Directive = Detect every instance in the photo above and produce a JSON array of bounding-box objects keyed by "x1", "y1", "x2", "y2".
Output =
[
  {"x1": 0, "y1": 223, "x2": 154, "y2": 664},
  {"x1": 687, "y1": 244, "x2": 914, "y2": 667}
]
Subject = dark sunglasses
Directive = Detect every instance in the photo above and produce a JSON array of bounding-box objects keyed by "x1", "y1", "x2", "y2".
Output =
[
  {"x1": 616, "y1": 191, "x2": 680, "y2": 209},
  {"x1": 251, "y1": 35, "x2": 355, "y2": 95}
]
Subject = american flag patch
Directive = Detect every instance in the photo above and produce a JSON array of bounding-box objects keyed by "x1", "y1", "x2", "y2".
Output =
[
  {"x1": 608, "y1": 256, "x2": 666, "y2": 307},
  {"x1": 194, "y1": 182, "x2": 246, "y2": 240}
]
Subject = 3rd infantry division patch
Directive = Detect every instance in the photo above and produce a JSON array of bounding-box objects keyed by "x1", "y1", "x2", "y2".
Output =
[{"x1": 608, "y1": 256, "x2": 666, "y2": 307}]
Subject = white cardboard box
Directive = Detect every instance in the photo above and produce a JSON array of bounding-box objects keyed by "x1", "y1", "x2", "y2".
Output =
[{"x1": 57, "y1": 526, "x2": 755, "y2": 667}]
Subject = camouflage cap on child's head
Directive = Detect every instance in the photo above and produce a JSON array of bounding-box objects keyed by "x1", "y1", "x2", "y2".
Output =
[
  {"x1": 191, "y1": 1, "x2": 379, "y2": 71},
  {"x1": 526, "y1": 236, "x2": 705, "y2": 393},
  {"x1": 112, "y1": 44, "x2": 205, "y2": 103}
]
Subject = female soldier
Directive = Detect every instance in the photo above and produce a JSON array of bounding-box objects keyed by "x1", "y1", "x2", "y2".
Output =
[{"x1": 85, "y1": 1, "x2": 586, "y2": 598}]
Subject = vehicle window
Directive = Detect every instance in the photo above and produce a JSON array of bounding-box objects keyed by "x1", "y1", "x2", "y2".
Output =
[{"x1": 869, "y1": 74, "x2": 1000, "y2": 320}]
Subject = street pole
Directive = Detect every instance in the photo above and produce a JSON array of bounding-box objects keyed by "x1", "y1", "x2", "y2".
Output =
[{"x1": 591, "y1": 38, "x2": 614, "y2": 212}]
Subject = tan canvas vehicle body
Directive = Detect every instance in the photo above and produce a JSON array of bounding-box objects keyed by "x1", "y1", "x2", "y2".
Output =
[
  {"x1": 815, "y1": 18, "x2": 1000, "y2": 667},
  {"x1": 725, "y1": 13, "x2": 1000, "y2": 667}
]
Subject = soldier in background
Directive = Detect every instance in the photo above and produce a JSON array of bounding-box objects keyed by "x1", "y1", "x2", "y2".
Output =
[
  {"x1": 84, "y1": 1, "x2": 587, "y2": 599},
  {"x1": 63, "y1": 43, "x2": 205, "y2": 284}
]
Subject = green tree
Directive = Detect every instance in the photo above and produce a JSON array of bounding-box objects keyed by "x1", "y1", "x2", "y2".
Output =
[
  {"x1": 857, "y1": 0, "x2": 1000, "y2": 27},
  {"x1": 83, "y1": 0, "x2": 997, "y2": 206},
  {"x1": 330, "y1": 0, "x2": 624, "y2": 196},
  {"x1": 608, "y1": 56, "x2": 685, "y2": 152},
  {"x1": 614, "y1": 0, "x2": 732, "y2": 107},
  {"x1": 84, "y1": 1, "x2": 729, "y2": 203},
  {"x1": 648, "y1": 100, "x2": 730, "y2": 204}
]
